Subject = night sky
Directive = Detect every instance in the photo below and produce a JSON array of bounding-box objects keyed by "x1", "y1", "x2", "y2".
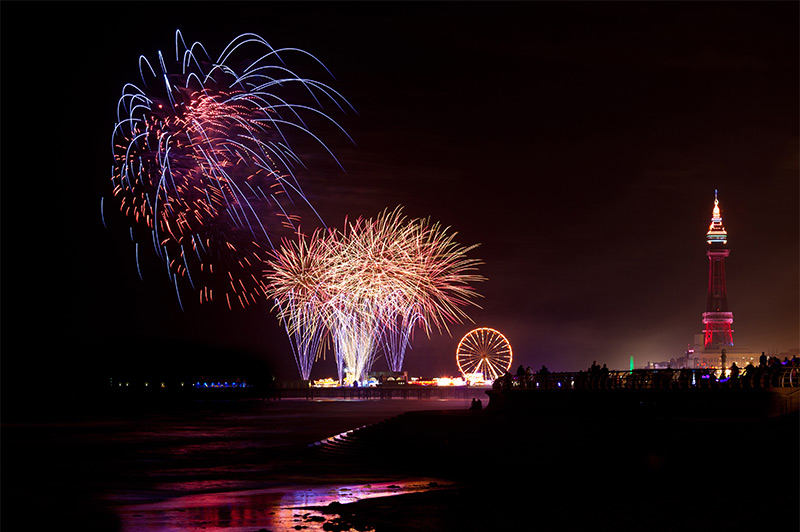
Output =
[{"x1": 2, "y1": 2, "x2": 797, "y2": 391}]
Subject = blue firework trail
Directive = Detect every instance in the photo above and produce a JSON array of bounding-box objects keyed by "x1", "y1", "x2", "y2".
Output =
[{"x1": 108, "y1": 30, "x2": 352, "y2": 309}]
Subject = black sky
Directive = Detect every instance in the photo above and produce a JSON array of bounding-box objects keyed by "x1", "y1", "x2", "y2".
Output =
[{"x1": 2, "y1": 1, "x2": 798, "y2": 388}]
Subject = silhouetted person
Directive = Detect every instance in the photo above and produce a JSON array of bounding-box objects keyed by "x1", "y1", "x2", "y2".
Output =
[
  {"x1": 519, "y1": 365, "x2": 533, "y2": 388},
  {"x1": 759, "y1": 352, "x2": 767, "y2": 367},
  {"x1": 730, "y1": 362, "x2": 739, "y2": 379},
  {"x1": 517, "y1": 365, "x2": 526, "y2": 377},
  {"x1": 502, "y1": 371, "x2": 513, "y2": 389}
]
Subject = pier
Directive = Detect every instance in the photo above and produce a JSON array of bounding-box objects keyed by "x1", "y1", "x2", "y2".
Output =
[{"x1": 275, "y1": 384, "x2": 490, "y2": 400}]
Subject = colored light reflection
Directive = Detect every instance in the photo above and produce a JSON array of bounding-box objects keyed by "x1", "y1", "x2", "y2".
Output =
[{"x1": 112, "y1": 479, "x2": 450, "y2": 531}]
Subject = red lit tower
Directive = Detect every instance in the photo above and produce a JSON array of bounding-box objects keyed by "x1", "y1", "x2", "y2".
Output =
[{"x1": 702, "y1": 190, "x2": 734, "y2": 349}]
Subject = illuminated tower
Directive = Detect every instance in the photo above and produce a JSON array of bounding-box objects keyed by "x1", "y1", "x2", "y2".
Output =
[{"x1": 702, "y1": 190, "x2": 734, "y2": 349}]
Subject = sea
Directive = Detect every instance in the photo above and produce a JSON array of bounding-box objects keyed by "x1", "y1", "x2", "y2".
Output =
[{"x1": 2, "y1": 396, "x2": 473, "y2": 531}]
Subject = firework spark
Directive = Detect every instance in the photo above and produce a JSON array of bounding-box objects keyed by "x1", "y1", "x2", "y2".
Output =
[
  {"x1": 265, "y1": 229, "x2": 333, "y2": 380},
  {"x1": 266, "y1": 207, "x2": 485, "y2": 382},
  {"x1": 108, "y1": 30, "x2": 351, "y2": 309}
]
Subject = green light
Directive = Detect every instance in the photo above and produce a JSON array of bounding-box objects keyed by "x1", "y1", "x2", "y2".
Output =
[{"x1": 630, "y1": 355, "x2": 634, "y2": 371}]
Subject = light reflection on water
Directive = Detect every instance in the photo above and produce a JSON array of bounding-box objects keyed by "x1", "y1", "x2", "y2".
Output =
[
  {"x1": 8, "y1": 398, "x2": 474, "y2": 530},
  {"x1": 114, "y1": 478, "x2": 450, "y2": 531}
]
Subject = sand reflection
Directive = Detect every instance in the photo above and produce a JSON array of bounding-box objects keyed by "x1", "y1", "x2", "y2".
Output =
[{"x1": 114, "y1": 478, "x2": 449, "y2": 531}]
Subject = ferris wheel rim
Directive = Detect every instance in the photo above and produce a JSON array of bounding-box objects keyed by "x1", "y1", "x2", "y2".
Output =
[{"x1": 455, "y1": 327, "x2": 513, "y2": 381}]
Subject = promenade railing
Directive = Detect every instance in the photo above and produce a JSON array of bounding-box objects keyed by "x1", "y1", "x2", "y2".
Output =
[{"x1": 494, "y1": 365, "x2": 800, "y2": 391}]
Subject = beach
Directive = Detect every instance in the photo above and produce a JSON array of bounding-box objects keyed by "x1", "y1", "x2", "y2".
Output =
[{"x1": 2, "y1": 392, "x2": 798, "y2": 531}]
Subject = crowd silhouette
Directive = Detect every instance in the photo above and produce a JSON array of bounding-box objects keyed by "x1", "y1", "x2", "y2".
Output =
[{"x1": 493, "y1": 354, "x2": 799, "y2": 391}]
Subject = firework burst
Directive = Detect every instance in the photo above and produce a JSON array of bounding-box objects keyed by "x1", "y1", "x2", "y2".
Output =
[
  {"x1": 265, "y1": 229, "x2": 333, "y2": 380},
  {"x1": 108, "y1": 31, "x2": 351, "y2": 309},
  {"x1": 266, "y1": 207, "x2": 485, "y2": 382}
]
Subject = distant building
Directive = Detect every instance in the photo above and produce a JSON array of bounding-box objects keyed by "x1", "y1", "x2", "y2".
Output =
[{"x1": 366, "y1": 370, "x2": 408, "y2": 385}]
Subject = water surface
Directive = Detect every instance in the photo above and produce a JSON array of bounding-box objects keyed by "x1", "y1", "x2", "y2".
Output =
[{"x1": 3, "y1": 397, "x2": 474, "y2": 531}]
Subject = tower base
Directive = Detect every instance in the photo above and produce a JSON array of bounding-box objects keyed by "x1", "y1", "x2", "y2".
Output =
[{"x1": 702, "y1": 311, "x2": 734, "y2": 349}]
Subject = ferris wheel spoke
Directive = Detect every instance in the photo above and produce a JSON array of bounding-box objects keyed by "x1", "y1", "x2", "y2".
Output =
[
  {"x1": 485, "y1": 358, "x2": 505, "y2": 376},
  {"x1": 458, "y1": 354, "x2": 478, "y2": 365},
  {"x1": 466, "y1": 341, "x2": 483, "y2": 354},
  {"x1": 457, "y1": 353, "x2": 481, "y2": 372},
  {"x1": 482, "y1": 361, "x2": 501, "y2": 380},
  {"x1": 461, "y1": 346, "x2": 482, "y2": 358},
  {"x1": 487, "y1": 335, "x2": 506, "y2": 352},
  {"x1": 463, "y1": 363, "x2": 479, "y2": 373},
  {"x1": 459, "y1": 351, "x2": 481, "y2": 362}
]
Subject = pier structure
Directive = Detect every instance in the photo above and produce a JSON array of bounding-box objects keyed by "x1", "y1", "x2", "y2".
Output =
[{"x1": 276, "y1": 383, "x2": 491, "y2": 400}]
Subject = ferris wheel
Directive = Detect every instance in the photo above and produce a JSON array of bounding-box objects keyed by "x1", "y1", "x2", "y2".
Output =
[{"x1": 455, "y1": 327, "x2": 513, "y2": 382}]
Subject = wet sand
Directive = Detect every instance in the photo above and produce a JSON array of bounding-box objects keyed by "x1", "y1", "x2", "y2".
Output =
[
  {"x1": 3, "y1": 394, "x2": 798, "y2": 531},
  {"x1": 114, "y1": 478, "x2": 454, "y2": 531}
]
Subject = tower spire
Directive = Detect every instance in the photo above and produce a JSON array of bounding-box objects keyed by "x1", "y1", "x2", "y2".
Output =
[{"x1": 707, "y1": 190, "x2": 727, "y2": 245}]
